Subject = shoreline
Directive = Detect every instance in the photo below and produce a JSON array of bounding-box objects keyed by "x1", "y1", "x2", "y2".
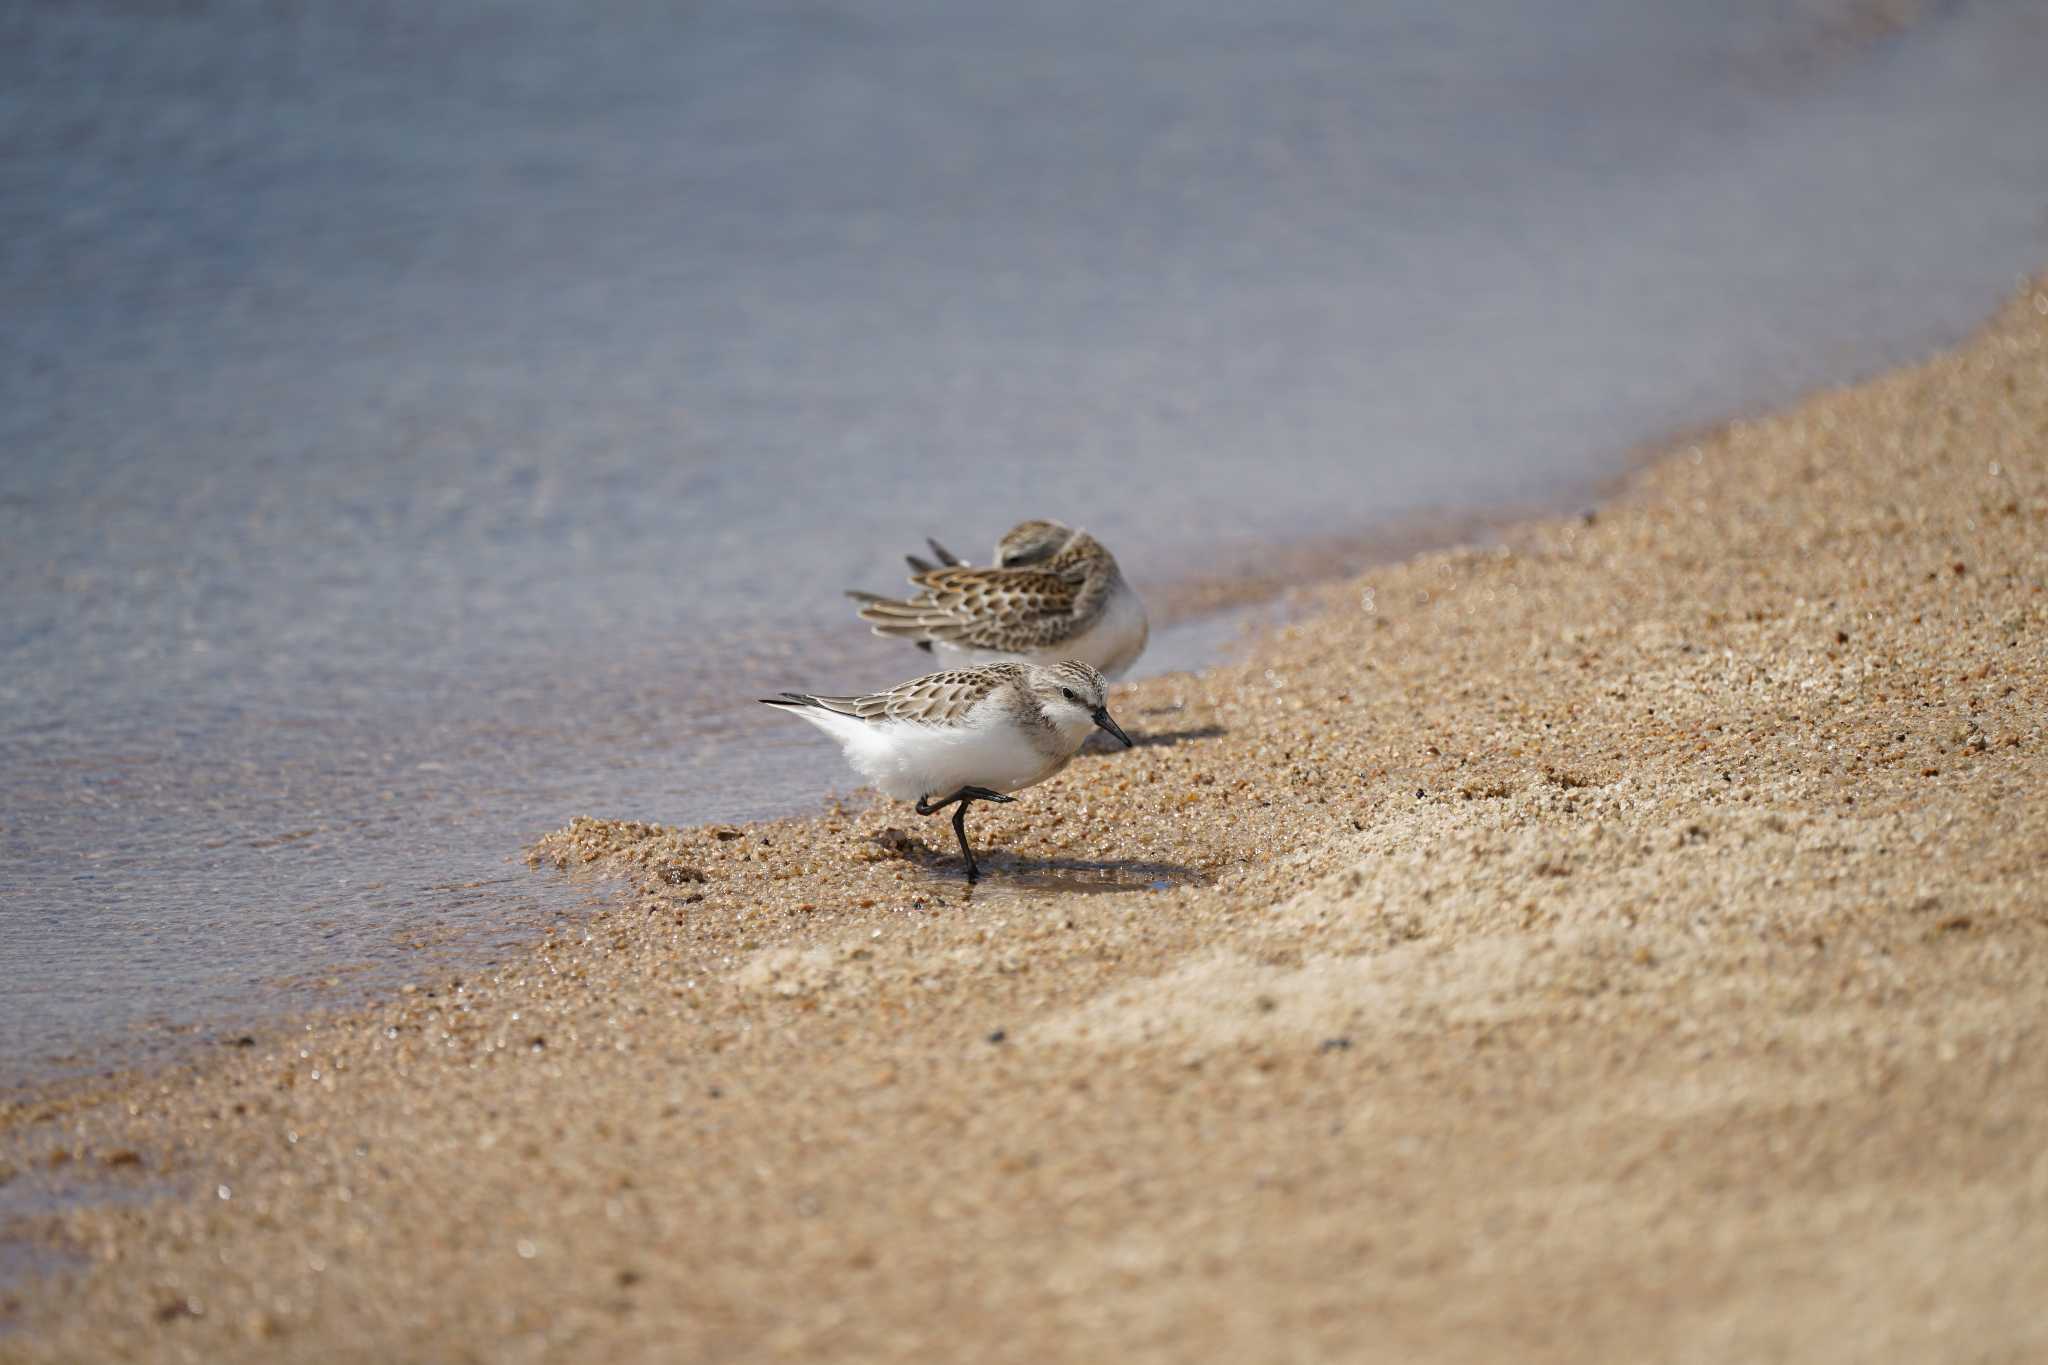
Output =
[
  {"x1": 0, "y1": 441, "x2": 1632, "y2": 1096},
  {"x1": 4, "y1": 281, "x2": 2046, "y2": 1360},
  {"x1": 2, "y1": 281, "x2": 2022, "y2": 1095}
]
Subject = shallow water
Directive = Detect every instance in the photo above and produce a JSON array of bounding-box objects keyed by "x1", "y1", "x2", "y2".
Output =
[{"x1": 4, "y1": 0, "x2": 2046, "y2": 1084}]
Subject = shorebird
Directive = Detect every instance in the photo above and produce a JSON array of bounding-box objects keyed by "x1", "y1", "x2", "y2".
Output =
[
  {"x1": 847, "y1": 519, "x2": 1149, "y2": 679},
  {"x1": 761, "y1": 659, "x2": 1133, "y2": 883}
]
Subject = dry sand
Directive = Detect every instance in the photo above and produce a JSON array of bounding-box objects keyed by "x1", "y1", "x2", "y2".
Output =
[{"x1": 4, "y1": 282, "x2": 2047, "y2": 1362}]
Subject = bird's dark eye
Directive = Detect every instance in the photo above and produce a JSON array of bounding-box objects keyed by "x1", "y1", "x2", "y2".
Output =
[{"x1": 1060, "y1": 687, "x2": 1076, "y2": 702}]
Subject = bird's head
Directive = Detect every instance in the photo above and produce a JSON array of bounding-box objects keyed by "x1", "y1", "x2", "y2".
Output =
[
  {"x1": 993, "y1": 519, "x2": 1079, "y2": 568},
  {"x1": 1027, "y1": 661, "x2": 1131, "y2": 749}
]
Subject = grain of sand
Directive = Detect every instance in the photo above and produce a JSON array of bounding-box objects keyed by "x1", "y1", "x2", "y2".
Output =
[{"x1": 4, "y1": 283, "x2": 2047, "y2": 1362}]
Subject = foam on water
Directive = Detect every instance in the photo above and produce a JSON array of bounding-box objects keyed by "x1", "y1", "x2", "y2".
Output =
[{"x1": 4, "y1": 0, "x2": 2046, "y2": 1082}]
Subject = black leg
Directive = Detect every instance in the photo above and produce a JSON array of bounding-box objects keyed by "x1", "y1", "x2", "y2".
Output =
[
  {"x1": 951, "y1": 800, "x2": 979, "y2": 883},
  {"x1": 916, "y1": 788, "x2": 1016, "y2": 882}
]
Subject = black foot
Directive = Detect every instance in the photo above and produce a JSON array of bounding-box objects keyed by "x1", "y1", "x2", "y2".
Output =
[
  {"x1": 916, "y1": 786, "x2": 1012, "y2": 814},
  {"x1": 914, "y1": 791, "x2": 961, "y2": 816}
]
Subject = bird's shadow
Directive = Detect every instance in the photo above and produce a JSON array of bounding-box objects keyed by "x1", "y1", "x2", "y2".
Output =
[
  {"x1": 868, "y1": 829, "x2": 1203, "y2": 896},
  {"x1": 1085, "y1": 723, "x2": 1227, "y2": 753}
]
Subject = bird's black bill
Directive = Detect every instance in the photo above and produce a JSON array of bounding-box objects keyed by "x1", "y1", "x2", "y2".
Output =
[{"x1": 1092, "y1": 707, "x2": 1134, "y2": 748}]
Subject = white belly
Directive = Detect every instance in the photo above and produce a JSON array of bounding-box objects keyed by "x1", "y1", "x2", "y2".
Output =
[{"x1": 837, "y1": 711, "x2": 1067, "y2": 803}]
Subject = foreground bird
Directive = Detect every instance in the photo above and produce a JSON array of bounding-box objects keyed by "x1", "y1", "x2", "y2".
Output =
[
  {"x1": 761, "y1": 660, "x2": 1133, "y2": 882},
  {"x1": 847, "y1": 519, "x2": 1149, "y2": 679}
]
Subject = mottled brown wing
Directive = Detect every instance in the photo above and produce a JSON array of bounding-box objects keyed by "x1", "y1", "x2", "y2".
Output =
[
  {"x1": 854, "y1": 567, "x2": 1081, "y2": 650},
  {"x1": 804, "y1": 665, "x2": 1019, "y2": 727}
]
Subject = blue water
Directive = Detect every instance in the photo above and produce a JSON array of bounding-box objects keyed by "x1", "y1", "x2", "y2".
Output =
[{"x1": 4, "y1": 0, "x2": 2046, "y2": 1083}]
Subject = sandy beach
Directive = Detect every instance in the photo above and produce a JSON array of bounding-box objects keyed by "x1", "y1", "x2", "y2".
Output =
[{"x1": 4, "y1": 280, "x2": 2046, "y2": 1361}]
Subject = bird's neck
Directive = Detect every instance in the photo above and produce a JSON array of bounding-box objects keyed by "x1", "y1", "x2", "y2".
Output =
[
  {"x1": 1008, "y1": 691, "x2": 1092, "y2": 757},
  {"x1": 1076, "y1": 564, "x2": 1124, "y2": 621},
  {"x1": 1057, "y1": 538, "x2": 1120, "y2": 619}
]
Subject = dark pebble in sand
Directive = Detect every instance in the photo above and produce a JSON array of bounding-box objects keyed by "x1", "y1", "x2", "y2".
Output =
[
  {"x1": 1319, "y1": 1037, "x2": 1353, "y2": 1053},
  {"x1": 659, "y1": 865, "x2": 707, "y2": 886},
  {"x1": 987, "y1": 1030, "x2": 1007, "y2": 1044}
]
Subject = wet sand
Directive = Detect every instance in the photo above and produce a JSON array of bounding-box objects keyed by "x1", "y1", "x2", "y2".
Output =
[{"x1": 4, "y1": 282, "x2": 2047, "y2": 1361}]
